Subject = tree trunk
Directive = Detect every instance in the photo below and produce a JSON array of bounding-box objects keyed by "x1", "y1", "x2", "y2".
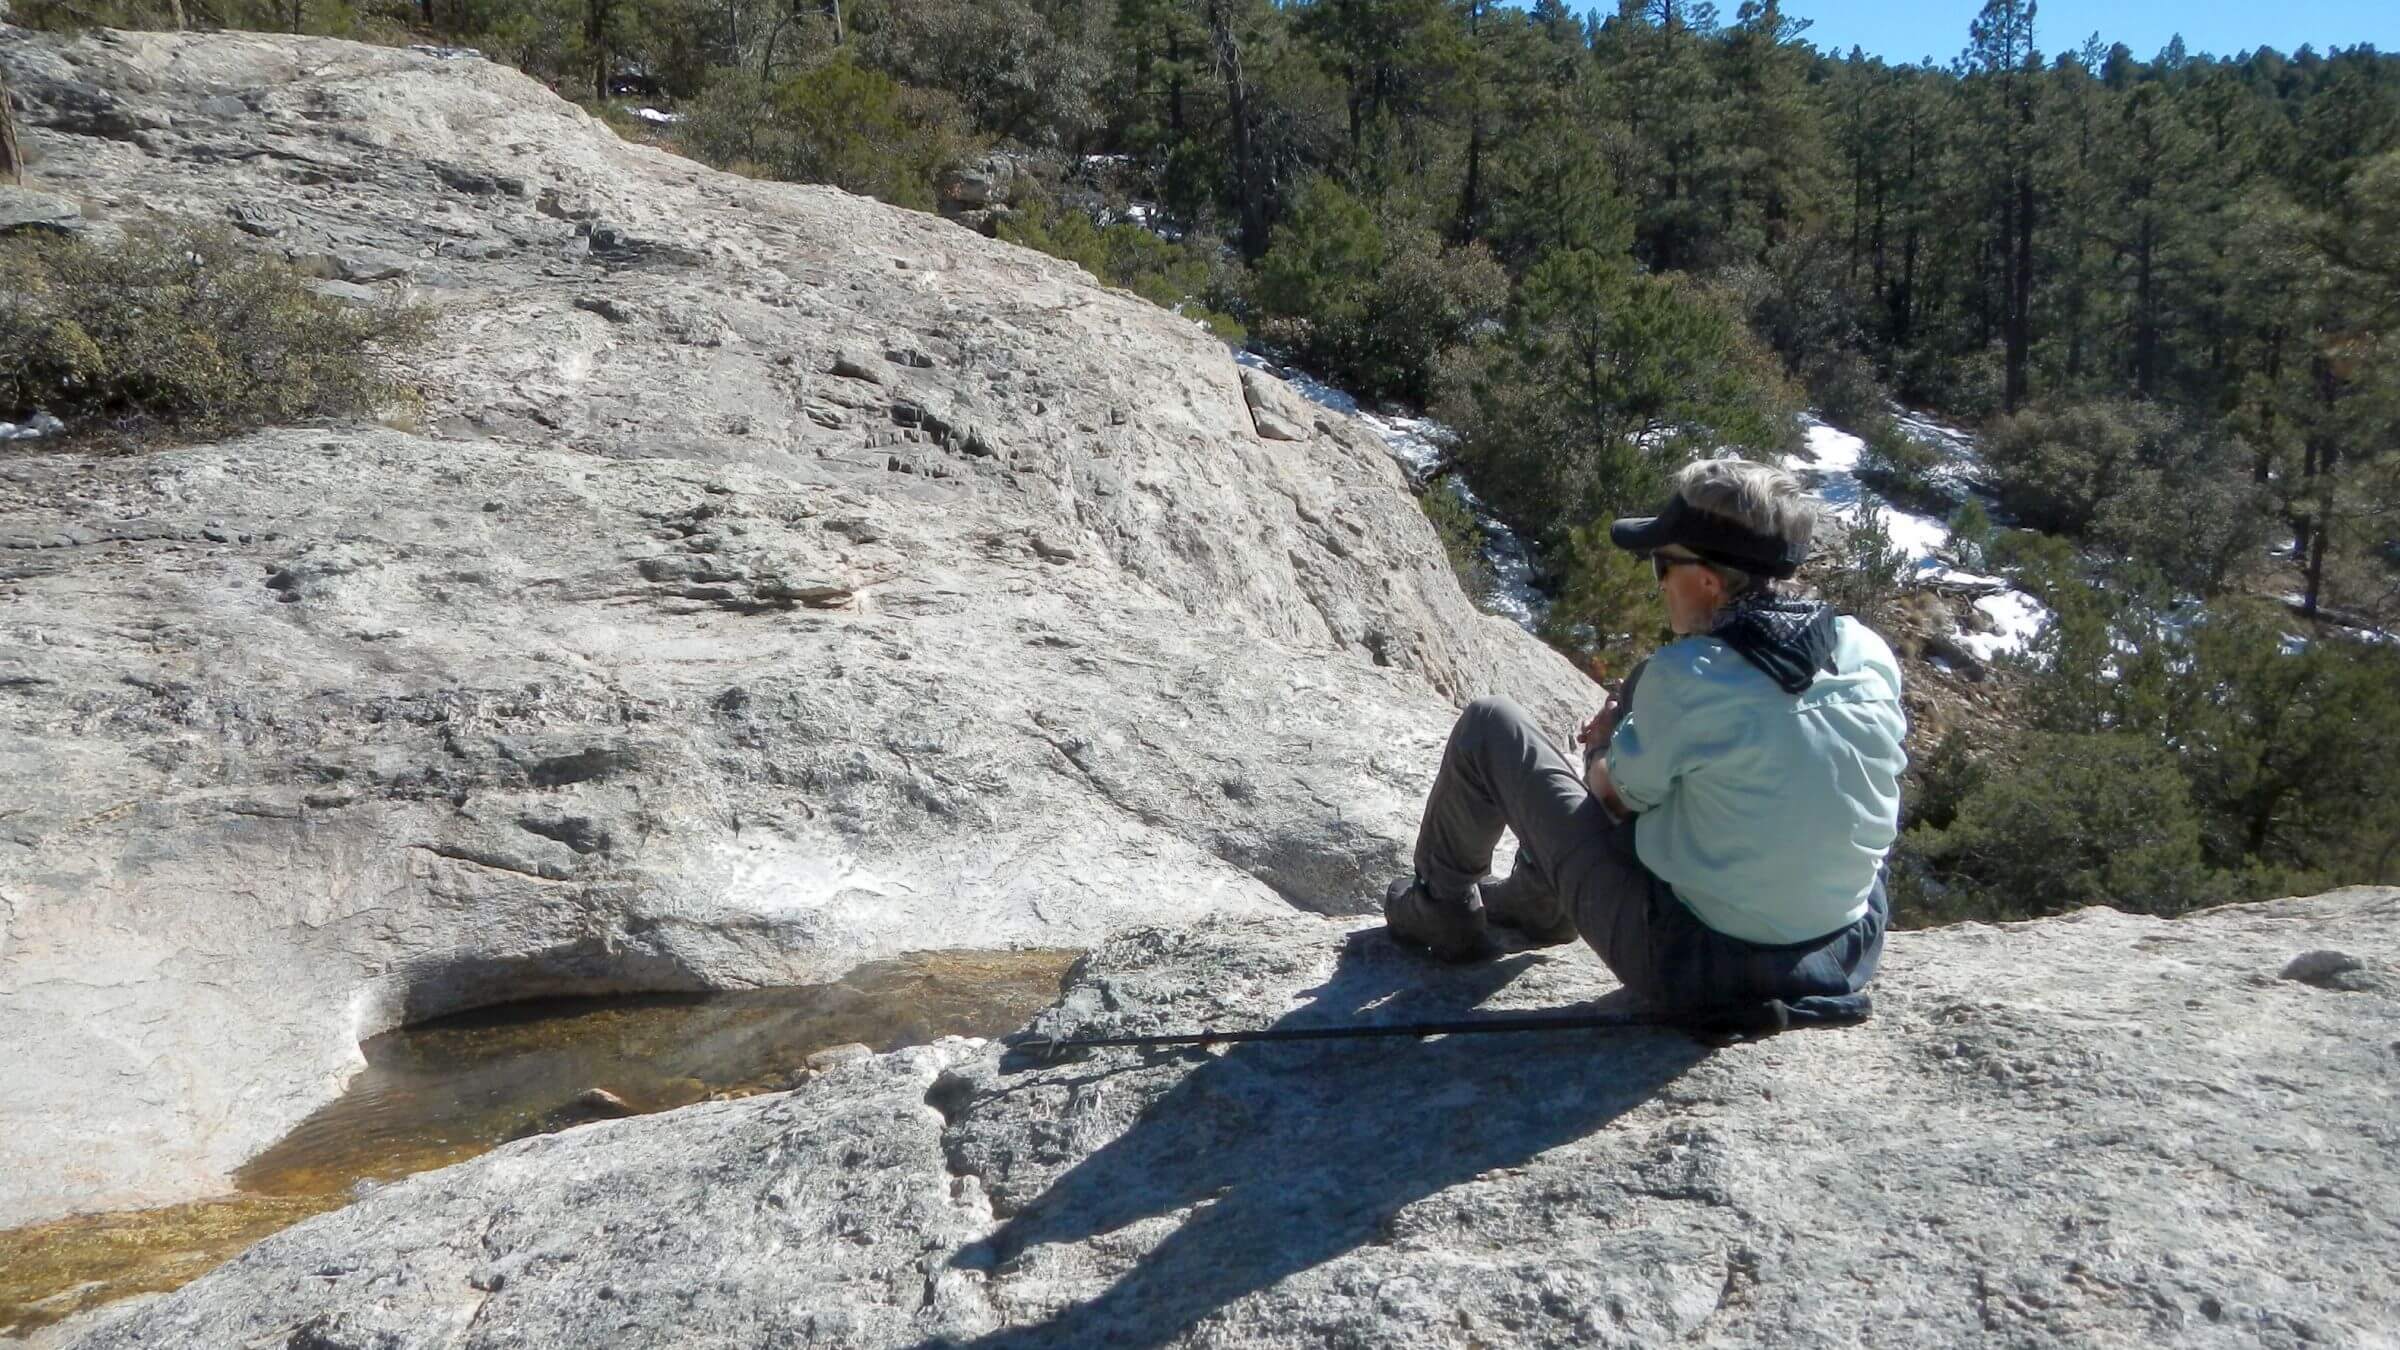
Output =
[
  {"x1": 1455, "y1": 117, "x2": 1483, "y2": 243},
  {"x1": 2004, "y1": 168, "x2": 2032, "y2": 411},
  {"x1": 1165, "y1": 26, "x2": 1184, "y2": 135},
  {"x1": 2299, "y1": 355, "x2": 2342, "y2": 615},
  {"x1": 1205, "y1": 0, "x2": 1268, "y2": 260},
  {"x1": 0, "y1": 73, "x2": 21, "y2": 188},
  {"x1": 589, "y1": 0, "x2": 612, "y2": 102},
  {"x1": 1453, "y1": 0, "x2": 1484, "y2": 243}
]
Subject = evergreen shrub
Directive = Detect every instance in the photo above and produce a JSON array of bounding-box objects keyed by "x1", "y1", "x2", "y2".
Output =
[
  {"x1": 0, "y1": 222, "x2": 428, "y2": 435},
  {"x1": 1854, "y1": 416, "x2": 1947, "y2": 513},
  {"x1": 1254, "y1": 177, "x2": 1507, "y2": 404},
  {"x1": 681, "y1": 58, "x2": 975, "y2": 210},
  {"x1": 997, "y1": 196, "x2": 1247, "y2": 343},
  {"x1": 1981, "y1": 397, "x2": 2172, "y2": 537},
  {"x1": 1906, "y1": 731, "x2": 2228, "y2": 924}
]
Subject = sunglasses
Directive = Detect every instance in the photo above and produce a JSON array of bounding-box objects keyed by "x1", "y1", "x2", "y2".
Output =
[{"x1": 1651, "y1": 551, "x2": 1706, "y2": 581}]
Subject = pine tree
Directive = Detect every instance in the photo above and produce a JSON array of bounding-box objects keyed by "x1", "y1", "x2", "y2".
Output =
[{"x1": 1962, "y1": 0, "x2": 2041, "y2": 411}]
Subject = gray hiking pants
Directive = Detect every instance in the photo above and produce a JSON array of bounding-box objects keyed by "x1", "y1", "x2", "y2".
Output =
[{"x1": 1412, "y1": 696, "x2": 1886, "y2": 1016}]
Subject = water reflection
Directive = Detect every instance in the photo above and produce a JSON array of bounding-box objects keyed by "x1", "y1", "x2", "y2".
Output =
[{"x1": 0, "y1": 948, "x2": 1077, "y2": 1336}]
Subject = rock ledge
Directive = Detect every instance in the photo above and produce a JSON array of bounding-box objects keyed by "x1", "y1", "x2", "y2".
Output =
[{"x1": 69, "y1": 889, "x2": 2400, "y2": 1349}]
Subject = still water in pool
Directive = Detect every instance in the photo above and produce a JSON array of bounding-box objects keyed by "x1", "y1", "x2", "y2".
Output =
[{"x1": 0, "y1": 949, "x2": 1078, "y2": 1336}]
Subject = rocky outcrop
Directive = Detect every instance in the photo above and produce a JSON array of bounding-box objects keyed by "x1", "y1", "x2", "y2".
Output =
[
  {"x1": 64, "y1": 890, "x2": 2400, "y2": 1349},
  {"x1": 0, "y1": 26, "x2": 1587, "y2": 1226}
]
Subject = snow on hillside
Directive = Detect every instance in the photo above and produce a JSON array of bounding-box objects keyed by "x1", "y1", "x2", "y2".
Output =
[
  {"x1": 1235, "y1": 350, "x2": 2053, "y2": 664},
  {"x1": 1794, "y1": 416, "x2": 2052, "y2": 663},
  {"x1": 1236, "y1": 353, "x2": 1545, "y2": 631}
]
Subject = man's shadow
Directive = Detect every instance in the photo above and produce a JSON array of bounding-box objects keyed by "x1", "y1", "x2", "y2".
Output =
[{"x1": 936, "y1": 929, "x2": 1709, "y2": 1348}]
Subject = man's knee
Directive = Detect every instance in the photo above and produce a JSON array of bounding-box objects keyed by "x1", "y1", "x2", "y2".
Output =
[{"x1": 1457, "y1": 695, "x2": 1527, "y2": 741}]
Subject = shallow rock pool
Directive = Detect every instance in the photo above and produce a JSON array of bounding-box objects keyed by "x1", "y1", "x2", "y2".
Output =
[{"x1": 0, "y1": 949, "x2": 1078, "y2": 1336}]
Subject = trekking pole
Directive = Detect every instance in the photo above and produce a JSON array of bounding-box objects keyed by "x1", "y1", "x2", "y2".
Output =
[{"x1": 1004, "y1": 1006, "x2": 1670, "y2": 1061}]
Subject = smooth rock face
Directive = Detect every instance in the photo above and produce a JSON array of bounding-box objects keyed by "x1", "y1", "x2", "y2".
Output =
[
  {"x1": 0, "y1": 27, "x2": 1586, "y2": 1225},
  {"x1": 70, "y1": 890, "x2": 2400, "y2": 1349}
]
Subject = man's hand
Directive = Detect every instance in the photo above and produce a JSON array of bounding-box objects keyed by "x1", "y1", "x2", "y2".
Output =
[
  {"x1": 1576, "y1": 692, "x2": 1624, "y2": 754},
  {"x1": 1583, "y1": 752, "x2": 1629, "y2": 820}
]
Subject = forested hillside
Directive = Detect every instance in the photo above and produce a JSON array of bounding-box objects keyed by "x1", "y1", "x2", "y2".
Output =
[{"x1": 13, "y1": 0, "x2": 2398, "y2": 916}]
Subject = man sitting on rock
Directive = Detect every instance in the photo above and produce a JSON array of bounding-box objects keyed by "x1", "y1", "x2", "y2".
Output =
[{"x1": 1386, "y1": 458, "x2": 1907, "y2": 1034}]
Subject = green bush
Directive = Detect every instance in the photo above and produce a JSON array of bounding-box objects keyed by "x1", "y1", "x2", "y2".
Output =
[
  {"x1": 1801, "y1": 350, "x2": 1888, "y2": 429},
  {"x1": 1442, "y1": 246, "x2": 1801, "y2": 547},
  {"x1": 2091, "y1": 437, "x2": 2277, "y2": 599},
  {"x1": 1253, "y1": 177, "x2": 1508, "y2": 404},
  {"x1": 1537, "y1": 517, "x2": 1667, "y2": 676},
  {"x1": 1851, "y1": 415, "x2": 1948, "y2": 514},
  {"x1": 1416, "y1": 483, "x2": 1497, "y2": 607},
  {"x1": 997, "y1": 196, "x2": 1247, "y2": 344},
  {"x1": 1981, "y1": 397, "x2": 2173, "y2": 537},
  {"x1": 1945, "y1": 497, "x2": 1995, "y2": 572},
  {"x1": 680, "y1": 57, "x2": 976, "y2": 210},
  {"x1": 1905, "y1": 728, "x2": 1987, "y2": 832},
  {"x1": 0, "y1": 222, "x2": 428, "y2": 435},
  {"x1": 2159, "y1": 601, "x2": 2400, "y2": 878},
  {"x1": 1815, "y1": 496, "x2": 1910, "y2": 627},
  {"x1": 1906, "y1": 731, "x2": 2229, "y2": 923}
]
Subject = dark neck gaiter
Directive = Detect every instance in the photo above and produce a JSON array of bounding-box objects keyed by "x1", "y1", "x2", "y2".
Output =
[{"x1": 1711, "y1": 594, "x2": 1842, "y2": 694}]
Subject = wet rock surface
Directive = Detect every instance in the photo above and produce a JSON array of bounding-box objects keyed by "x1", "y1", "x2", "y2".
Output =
[
  {"x1": 64, "y1": 890, "x2": 2400, "y2": 1349},
  {"x1": 0, "y1": 26, "x2": 1584, "y2": 1227}
]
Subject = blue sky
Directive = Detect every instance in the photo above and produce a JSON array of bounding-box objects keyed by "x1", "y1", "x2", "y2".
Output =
[{"x1": 1775, "y1": 0, "x2": 2395, "y2": 66}]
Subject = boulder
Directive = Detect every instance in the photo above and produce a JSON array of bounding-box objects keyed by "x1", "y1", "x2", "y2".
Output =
[
  {"x1": 0, "y1": 28, "x2": 1586, "y2": 1226},
  {"x1": 1238, "y1": 366, "x2": 1317, "y2": 444},
  {"x1": 63, "y1": 890, "x2": 2400, "y2": 1348},
  {"x1": 940, "y1": 153, "x2": 1018, "y2": 210},
  {"x1": 0, "y1": 183, "x2": 79, "y2": 233}
]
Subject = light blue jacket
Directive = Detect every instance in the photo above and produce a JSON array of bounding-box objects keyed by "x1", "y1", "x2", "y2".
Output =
[{"x1": 1604, "y1": 617, "x2": 1908, "y2": 945}]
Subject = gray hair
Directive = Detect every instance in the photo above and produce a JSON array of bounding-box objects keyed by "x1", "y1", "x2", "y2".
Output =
[{"x1": 1671, "y1": 457, "x2": 1819, "y2": 596}]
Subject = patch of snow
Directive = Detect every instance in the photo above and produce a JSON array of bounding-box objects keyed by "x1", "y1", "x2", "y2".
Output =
[
  {"x1": 1800, "y1": 419, "x2": 1865, "y2": 476},
  {"x1": 633, "y1": 107, "x2": 683, "y2": 125},
  {"x1": 0, "y1": 411, "x2": 65, "y2": 443},
  {"x1": 2280, "y1": 592, "x2": 2400, "y2": 646},
  {"x1": 1890, "y1": 409, "x2": 1975, "y2": 458},
  {"x1": 1794, "y1": 414, "x2": 2051, "y2": 661},
  {"x1": 1239, "y1": 351, "x2": 1544, "y2": 630},
  {"x1": 1102, "y1": 200, "x2": 1181, "y2": 242},
  {"x1": 1956, "y1": 591, "x2": 2049, "y2": 664}
]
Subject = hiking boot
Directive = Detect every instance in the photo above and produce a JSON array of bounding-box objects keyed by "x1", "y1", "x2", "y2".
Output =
[
  {"x1": 1383, "y1": 875, "x2": 1500, "y2": 964},
  {"x1": 1479, "y1": 869, "x2": 1579, "y2": 948}
]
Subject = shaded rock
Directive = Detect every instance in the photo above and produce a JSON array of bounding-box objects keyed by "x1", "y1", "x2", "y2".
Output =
[
  {"x1": 18, "y1": 78, "x2": 144, "y2": 140},
  {"x1": 431, "y1": 163, "x2": 526, "y2": 197},
  {"x1": 939, "y1": 153, "x2": 1016, "y2": 210},
  {"x1": 0, "y1": 184, "x2": 80, "y2": 234},
  {"x1": 2281, "y1": 949, "x2": 2374, "y2": 991},
  {"x1": 573, "y1": 294, "x2": 634, "y2": 323},
  {"x1": 223, "y1": 200, "x2": 286, "y2": 237},
  {"x1": 67, "y1": 893, "x2": 2400, "y2": 1349}
]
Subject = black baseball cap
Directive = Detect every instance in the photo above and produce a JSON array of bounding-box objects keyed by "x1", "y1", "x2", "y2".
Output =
[{"x1": 1608, "y1": 493, "x2": 1808, "y2": 579}]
